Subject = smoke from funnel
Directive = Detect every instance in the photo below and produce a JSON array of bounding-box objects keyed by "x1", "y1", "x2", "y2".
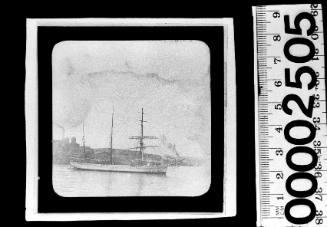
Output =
[{"x1": 159, "y1": 134, "x2": 180, "y2": 157}]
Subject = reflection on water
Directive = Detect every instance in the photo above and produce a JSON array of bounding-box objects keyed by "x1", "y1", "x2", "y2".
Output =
[{"x1": 52, "y1": 164, "x2": 211, "y2": 197}]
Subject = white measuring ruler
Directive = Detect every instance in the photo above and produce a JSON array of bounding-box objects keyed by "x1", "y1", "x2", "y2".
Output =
[{"x1": 254, "y1": 4, "x2": 326, "y2": 227}]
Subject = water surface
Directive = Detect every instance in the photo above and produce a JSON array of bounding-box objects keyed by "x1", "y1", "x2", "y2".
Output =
[{"x1": 53, "y1": 164, "x2": 211, "y2": 197}]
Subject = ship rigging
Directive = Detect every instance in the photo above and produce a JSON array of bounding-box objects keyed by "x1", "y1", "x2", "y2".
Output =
[{"x1": 129, "y1": 108, "x2": 159, "y2": 161}]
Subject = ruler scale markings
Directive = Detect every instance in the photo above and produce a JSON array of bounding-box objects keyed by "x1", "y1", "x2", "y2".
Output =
[{"x1": 254, "y1": 4, "x2": 326, "y2": 227}]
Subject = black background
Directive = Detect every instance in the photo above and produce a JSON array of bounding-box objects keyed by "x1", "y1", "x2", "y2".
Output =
[
  {"x1": 38, "y1": 26, "x2": 224, "y2": 213},
  {"x1": 6, "y1": 0, "x2": 325, "y2": 226}
]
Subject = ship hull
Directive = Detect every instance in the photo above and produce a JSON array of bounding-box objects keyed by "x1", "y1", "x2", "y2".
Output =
[{"x1": 70, "y1": 161, "x2": 167, "y2": 174}]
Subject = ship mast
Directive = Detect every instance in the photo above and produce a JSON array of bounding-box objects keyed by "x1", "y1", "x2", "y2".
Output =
[
  {"x1": 140, "y1": 108, "x2": 145, "y2": 161},
  {"x1": 129, "y1": 108, "x2": 159, "y2": 162},
  {"x1": 82, "y1": 121, "x2": 86, "y2": 155},
  {"x1": 110, "y1": 107, "x2": 114, "y2": 164}
]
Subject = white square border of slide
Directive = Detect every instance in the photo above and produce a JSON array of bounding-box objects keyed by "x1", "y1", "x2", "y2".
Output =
[{"x1": 25, "y1": 18, "x2": 236, "y2": 221}]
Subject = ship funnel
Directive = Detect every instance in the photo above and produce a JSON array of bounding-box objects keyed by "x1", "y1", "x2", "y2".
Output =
[
  {"x1": 55, "y1": 123, "x2": 65, "y2": 140},
  {"x1": 62, "y1": 127, "x2": 65, "y2": 140}
]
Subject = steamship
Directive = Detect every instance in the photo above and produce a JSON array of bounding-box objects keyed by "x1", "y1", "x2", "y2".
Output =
[{"x1": 69, "y1": 108, "x2": 168, "y2": 174}]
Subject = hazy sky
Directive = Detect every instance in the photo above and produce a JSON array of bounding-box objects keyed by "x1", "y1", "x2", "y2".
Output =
[{"x1": 52, "y1": 41, "x2": 211, "y2": 158}]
